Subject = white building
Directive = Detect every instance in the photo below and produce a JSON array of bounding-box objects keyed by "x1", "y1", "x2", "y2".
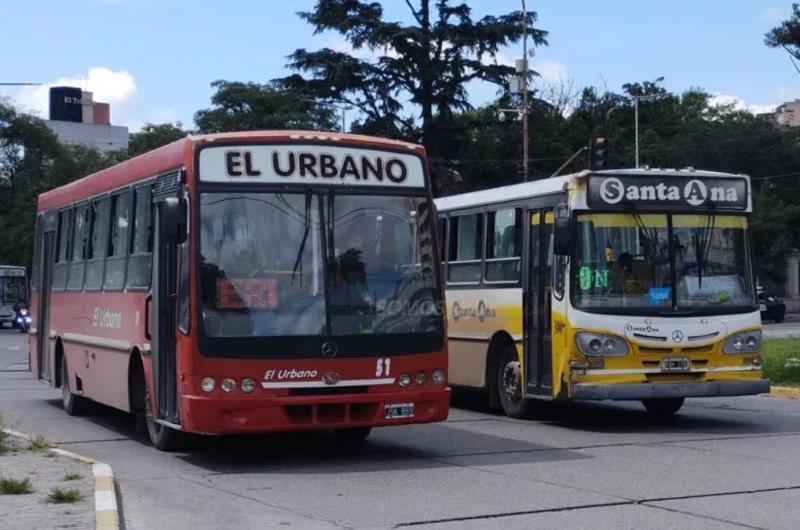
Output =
[
  {"x1": 775, "y1": 99, "x2": 800, "y2": 128},
  {"x1": 44, "y1": 87, "x2": 129, "y2": 152}
]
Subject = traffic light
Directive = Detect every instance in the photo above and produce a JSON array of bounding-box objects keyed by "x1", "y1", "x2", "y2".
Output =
[{"x1": 589, "y1": 137, "x2": 607, "y2": 170}]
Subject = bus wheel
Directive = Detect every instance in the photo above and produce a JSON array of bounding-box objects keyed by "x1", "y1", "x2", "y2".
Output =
[
  {"x1": 144, "y1": 387, "x2": 185, "y2": 452},
  {"x1": 497, "y1": 345, "x2": 533, "y2": 419},
  {"x1": 61, "y1": 357, "x2": 89, "y2": 416},
  {"x1": 333, "y1": 427, "x2": 372, "y2": 444},
  {"x1": 642, "y1": 398, "x2": 684, "y2": 416}
]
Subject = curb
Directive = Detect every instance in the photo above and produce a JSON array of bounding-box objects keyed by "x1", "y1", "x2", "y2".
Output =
[
  {"x1": 2, "y1": 428, "x2": 120, "y2": 530},
  {"x1": 769, "y1": 386, "x2": 800, "y2": 399}
]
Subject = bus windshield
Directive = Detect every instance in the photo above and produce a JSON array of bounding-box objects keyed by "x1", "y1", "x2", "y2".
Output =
[
  {"x1": 573, "y1": 213, "x2": 754, "y2": 313},
  {"x1": 199, "y1": 192, "x2": 440, "y2": 337},
  {"x1": 0, "y1": 272, "x2": 27, "y2": 306}
]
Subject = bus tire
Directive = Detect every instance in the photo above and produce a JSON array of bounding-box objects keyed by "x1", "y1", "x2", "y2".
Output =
[
  {"x1": 333, "y1": 427, "x2": 372, "y2": 444},
  {"x1": 61, "y1": 356, "x2": 90, "y2": 416},
  {"x1": 642, "y1": 397, "x2": 684, "y2": 416},
  {"x1": 144, "y1": 386, "x2": 185, "y2": 452},
  {"x1": 496, "y1": 345, "x2": 533, "y2": 419}
]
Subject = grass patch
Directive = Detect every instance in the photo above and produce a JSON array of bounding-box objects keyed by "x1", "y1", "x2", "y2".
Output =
[
  {"x1": 48, "y1": 487, "x2": 82, "y2": 504},
  {"x1": 28, "y1": 434, "x2": 51, "y2": 452},
  {"x1": 0, "y1": 477, "x2": 33, "y2": 495},
  {"x1": 762, "y1": 339, "x2": 800, "y2": 387},
  {"x1": 61, "y1": 473, "x2": 82, "y2": 481}
]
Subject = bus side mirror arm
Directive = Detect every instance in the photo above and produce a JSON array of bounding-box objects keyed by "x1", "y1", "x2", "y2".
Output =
[{"x1": 553, "y1": 203, "x2": 572, "y2": 256}]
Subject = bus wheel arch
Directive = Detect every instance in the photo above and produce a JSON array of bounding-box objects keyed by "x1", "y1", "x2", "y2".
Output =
[
  {"x1": 54, "y1": 338, "x2": 65, "y2": 389},
  {"x1": 128, "y1": 349, "x2": 147, "y2": 413},
  {"x1": 485, "y1": 331, "x2": 517, "y2": 410}
]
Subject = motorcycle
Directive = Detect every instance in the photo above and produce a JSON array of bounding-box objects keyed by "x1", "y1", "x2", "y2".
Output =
[{"x1": 13, "y1": 305, "x2": 31, "y2": 334}]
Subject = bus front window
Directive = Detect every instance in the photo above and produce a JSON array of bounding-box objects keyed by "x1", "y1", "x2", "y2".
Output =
[
  {"x1": 574, "y1": 213, "x2": 754, "y2": 313},
  {"x1": 199, "y1": 193, "x2": 440, "y2": 337},
  {"x1": 1, "y1": 275, "x2": 28, "y2": 306}
]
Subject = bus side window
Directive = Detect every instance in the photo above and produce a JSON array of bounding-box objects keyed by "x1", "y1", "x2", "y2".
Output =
[
  {"x1": 485, "y1": 207, "x2": 521, "y2": 283},
  {"x1": 52, "y1": 208, "x2": 72, "y2": 291},
  {"x1": 66, "y1": 204, "x2": 88, "y2": 291},
  {"x1": 178, "y1": 193, "x2": 190, "y2": 334},
  {"x1": 85, "y1": 197, "x2": 110, "y2": 291},
  {"x1": 447, "y1": 213, "x2": 483, "y2": 284},
  {"x1": 105, "y1": 191, "x2": 131, "y2": 291},
  {"x1": 126, "y1": 185, "x2": 153, "y2": 290}
]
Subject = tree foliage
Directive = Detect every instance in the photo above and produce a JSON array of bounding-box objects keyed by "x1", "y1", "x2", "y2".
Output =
[
  {"x1": 128, "y1": 123, "x2": 187, "y2": 157},
  {"x1": 194, "y1": 80, "x2": 338, "y2": 133},
  {"x1": 765, "y1": 3, "x2": 800, "y2": 74},
  {"x1": 279, "y1": 0, "x2": 547, "y2": 148}
]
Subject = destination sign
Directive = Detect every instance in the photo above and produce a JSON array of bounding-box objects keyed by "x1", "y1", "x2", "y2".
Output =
[
  {"x1": 0, "y1": 268, "x2": 25, "y2": 277},
  {"x1": 198, "y1": 144, "x2": 426, "y2": 188},
  {"x1": 587, "y1": 174, "x2": 748, "y2": 210}
]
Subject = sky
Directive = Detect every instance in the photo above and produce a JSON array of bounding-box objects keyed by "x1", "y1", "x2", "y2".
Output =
[{"x1": 1, "y1": 0, "x2": 798, "y2": 132}]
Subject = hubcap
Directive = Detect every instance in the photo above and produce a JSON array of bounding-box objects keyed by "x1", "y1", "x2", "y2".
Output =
[{"x1": 501, "y1": 360, "x2": 521, "y2": 403}]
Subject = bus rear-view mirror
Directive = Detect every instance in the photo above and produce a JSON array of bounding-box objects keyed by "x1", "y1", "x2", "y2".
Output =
[{"x1": 554, "y1": 203, "x2": 571, "y2": 256}]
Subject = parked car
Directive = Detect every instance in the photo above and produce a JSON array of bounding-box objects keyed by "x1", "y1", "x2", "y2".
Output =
[{"x1": 758, "y1": 292, "x2": 785, "y2": 323}]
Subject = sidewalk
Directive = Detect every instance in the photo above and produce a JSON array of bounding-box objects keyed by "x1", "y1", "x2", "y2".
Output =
[{"x1": 0, "y1": 430, "x2": 98, "y2": 530}]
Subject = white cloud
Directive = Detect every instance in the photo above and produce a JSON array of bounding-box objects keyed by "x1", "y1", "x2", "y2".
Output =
[
  {"x1": 709, "y1": 93, "x2": 776, "y2": 114},
  {"x1": 14, "y1": 67, "x2": 138, "y2": 126},
  {"x1": 534, "y1": 58, "x2": 569, "y2": 83}
]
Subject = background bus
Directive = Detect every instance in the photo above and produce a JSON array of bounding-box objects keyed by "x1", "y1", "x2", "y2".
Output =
[
  {"x1": 0, "y1": 265, "x2": 29, "y2": 332},
  {"x1": 435, "y1": 168, "x2": 768, "y2": 418},
  {"x1": 28, "y1": 131, "x2": 449, "y2": 450}
]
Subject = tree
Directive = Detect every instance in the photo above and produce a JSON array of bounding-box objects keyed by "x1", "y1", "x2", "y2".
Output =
[
  {"x1": 194, "y1": 80, "x2": 338, "y2": 133},
  {"x1": 765, "y1": 4, "x2": 800, "y2": 74},
  {"x1": 128, "y1": 123, "x2": 187, "y2": 157},
  {"x1": 280, "y1": 0, "x2": 547, "y2": 150}
]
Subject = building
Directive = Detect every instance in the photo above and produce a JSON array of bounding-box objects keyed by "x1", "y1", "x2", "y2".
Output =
[
  {"x1": 44, "y1": 86, "x2": 129, "y2": 152},
  {"x1": 775, "y1": 99, "x2": 800, "y2": 128}
]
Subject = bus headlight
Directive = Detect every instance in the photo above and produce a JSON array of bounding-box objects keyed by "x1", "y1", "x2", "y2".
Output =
[
  {"x1": 723, "y1": 330, "x2": 761, "y2": 354},
  {"x1": 415, "y1": 371, "x2": 427, "y2": 385},
  {"x1": 398, "y1": 373, "x2": 411, "y2": 387},
  {"x1": 576, "y1": 333, "x2": 628, "y2": 356},
  {"x1": 241, "y1": 378, "x2": 256, "y2": 393},
  {"x1": 201, "y1": 377, "x2": 216, "y2": 393},
  {"x1": 432, "y1": 370, "x2": 445, "y2": 384},
  {"x1": 221, "y1": 378, "x2": 236, "y2": 392}
]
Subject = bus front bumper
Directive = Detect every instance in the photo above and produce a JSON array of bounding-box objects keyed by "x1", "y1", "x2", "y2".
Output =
[
  {"x1": 572, "y1": 379, "x2": 770, "y2": 400},
  {"x1": 180, "y1": 387, "x2": 451, "y2": 435}
]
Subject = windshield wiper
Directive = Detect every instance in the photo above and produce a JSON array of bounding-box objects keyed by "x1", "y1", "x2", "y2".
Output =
[
  {"x1": 693, "y1": 206, "x2": 716, "y2": 288},
  {"x1": 626, "y1": 202, "x2": 659, "y2": 287},
  {"x1": 290, "y1": 190, "x2": 313, "y2": 285}
]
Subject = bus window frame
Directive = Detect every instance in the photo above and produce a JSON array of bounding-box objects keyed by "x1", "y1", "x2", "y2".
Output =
[
  {"x1": 125, "y1": 183, "x2": 154, "y2": 292},
  {"x1": 484, "y1": 207, "x2": 522, "y2": 286},
  {"x1": 52, "y1": 207, "x2": 73, "y2": 292},
  {"x1": 84, "y1": 194, "x2": 111, "y2": 292},
  {"x1": 191, "y1": 180, "x2": 445, "y2": 360},
  {"x1": 66, "y1": 201, "x2": 90, "y2": 292},
  {"x1": 567, "y1": 208, "x2": 758, "y2": 317},
  {"x1": 446, "y1": 210, "x2": 485, "y2": 286},
  {"x1": 104, "y1": 189, "x2": 132, "y2": 293}
]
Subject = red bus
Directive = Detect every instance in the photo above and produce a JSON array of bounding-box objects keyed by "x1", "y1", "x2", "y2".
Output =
[{"x1": 28, "y1": 131, "x2": 449, "y2": 450}]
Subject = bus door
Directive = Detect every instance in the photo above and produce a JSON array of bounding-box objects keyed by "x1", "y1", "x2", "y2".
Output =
[
  {"x1": 36, "y1": 212, "x2": 58, "y2": 383},
  {"x1": 525, "y1": 210, "x2": 553, "y2": 395},
  {"x1": 150, "y1": 177, "x2": 182, "y2": 425}
]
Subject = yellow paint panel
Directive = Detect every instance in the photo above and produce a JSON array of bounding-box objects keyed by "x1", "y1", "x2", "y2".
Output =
[
  {"x1": 577, "y1": 213, "x2": 667, "y2": 227},
  {"x1": 531, "y1": 212, "x2": 540, "y2": 225},
  {"x1": 544, "y1": 211, "x2": 554, "y2": 223},
  {"x1": 672, "y1": 215, "x2": 748, "y2": 229}
]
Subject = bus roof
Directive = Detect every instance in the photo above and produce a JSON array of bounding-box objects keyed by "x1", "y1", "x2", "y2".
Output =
[
  {"x1": 37, "y1": 131, "x2": 424, "y2": 212},
  {"x1": 434, "y1": 168, "x2": 749, "y2": 212}
]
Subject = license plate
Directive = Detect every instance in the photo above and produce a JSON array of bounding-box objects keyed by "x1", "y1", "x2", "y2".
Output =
[
  {"x1": 759, "y1": 303, "x2": 767, "y2": 311},
  {"x1": 661, "y1": 357, "x2": 691, "y2": 372},
  {"x1": 385, "y1": 403, "x2": 414, "y2": 419}
]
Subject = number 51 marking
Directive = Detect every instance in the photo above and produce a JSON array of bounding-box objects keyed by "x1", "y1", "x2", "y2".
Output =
[{"x1": 376, "y1": 358, "x2": 391, "y2": 377}]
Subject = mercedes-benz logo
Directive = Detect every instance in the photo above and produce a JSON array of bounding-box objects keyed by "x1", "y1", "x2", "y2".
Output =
[
  {"x1": 322, "y1": 372, "x2": 341, "y2": 386},
  {"x1": 671, "y1": 330, "x2": 684, "y2": 343},
  {"x1": 321, "y1": 342, "x2": 338, "y2": 358}
]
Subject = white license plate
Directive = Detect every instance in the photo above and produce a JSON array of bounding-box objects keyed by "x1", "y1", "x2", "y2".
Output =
[
  {"x1": 759, "y1": 303, "x2": 767, "y2": 311},
  {"x1": 661, "y1": 357, "x2": 691, "y2": 372},
  {"x1": 385, "y1": 403, "x2": 414, "y2": 419}
]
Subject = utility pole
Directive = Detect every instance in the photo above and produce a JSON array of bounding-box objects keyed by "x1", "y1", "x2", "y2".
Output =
[{"x1": 521, "y1": 0, "x2": 529, "y2": 181}]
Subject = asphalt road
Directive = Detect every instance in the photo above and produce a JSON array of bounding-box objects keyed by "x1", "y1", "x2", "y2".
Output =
[{"x1": 2, "y1": 328, "x2": 800, "y2": 530}]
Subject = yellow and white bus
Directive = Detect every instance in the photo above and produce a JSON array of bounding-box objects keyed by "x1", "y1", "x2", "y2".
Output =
[{"x1": 435, "y1": 168, "x2": 768, "y2": 417}]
